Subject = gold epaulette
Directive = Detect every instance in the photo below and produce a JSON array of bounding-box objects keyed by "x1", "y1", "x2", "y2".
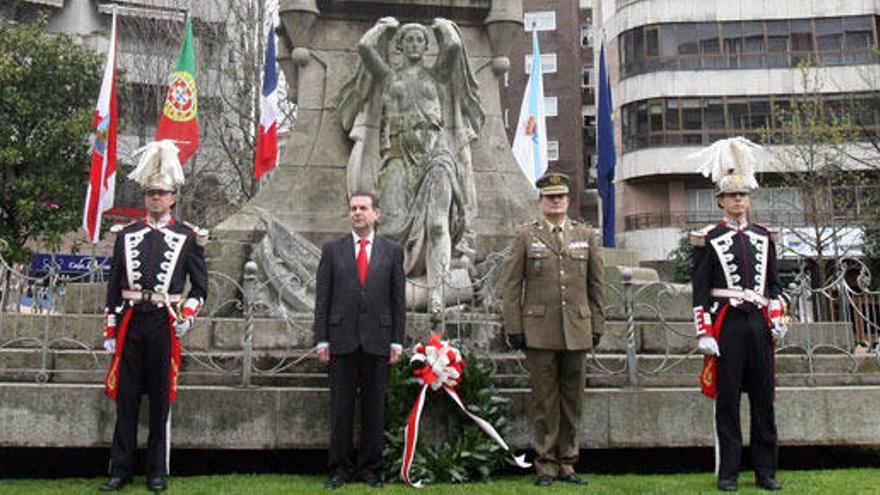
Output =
[
  {"x1": 689, "y1": 224, "x2": 715, "y2": 247},
  {"x1": 754, "y1": 223, "x2": 780, "y2": 243},
  {"x1": 109, "y1": 221, "x2": 136, "y2": 234},
  {"x1": 182, "y1": 221, "x2": 209, "y2": 246}
]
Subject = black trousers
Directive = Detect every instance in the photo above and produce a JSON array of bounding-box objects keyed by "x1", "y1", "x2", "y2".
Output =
[
  {"x1": 109, "y1": 309, "x2": 171, "y2": 478},
  {"x1": 328, "y1": 348, "x2": 389, "y2": 479},
  {"x1": 716, "y1": 309, "x2": 777, "y2": 481}
]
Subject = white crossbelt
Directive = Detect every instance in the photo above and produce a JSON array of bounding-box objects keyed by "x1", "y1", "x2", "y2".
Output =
[
  {"x1": 121, "y1": 289, "x2": 183, "y2": 304},
  {"x1": 710, "y1": 288, "x2": 769, "y2": 307}
]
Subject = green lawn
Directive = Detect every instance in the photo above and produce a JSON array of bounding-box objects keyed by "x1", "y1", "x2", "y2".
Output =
[{"x1": 1, "y1": 470, "x2": 878, "y2": 494}]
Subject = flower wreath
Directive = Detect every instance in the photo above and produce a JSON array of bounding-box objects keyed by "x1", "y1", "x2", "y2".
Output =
[{"x1": 382, "y1": 333, "x2": 530, "y2": 486}]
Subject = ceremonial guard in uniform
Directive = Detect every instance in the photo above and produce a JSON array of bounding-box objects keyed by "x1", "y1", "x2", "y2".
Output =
[
  {"x1": 502, "y1": 172, "x2": 605, "y2": 487},
  {"x1": 690, "y1": 138, "x2": 787, "y2": 492},
  {"x1": 100, "y1": 140, "x2": 208, "y2": 492}
]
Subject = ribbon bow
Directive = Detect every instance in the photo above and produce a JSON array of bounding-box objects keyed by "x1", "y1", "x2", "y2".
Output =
[{"x1": 400, "y1": 333, "x2": 531, "y2": 487}]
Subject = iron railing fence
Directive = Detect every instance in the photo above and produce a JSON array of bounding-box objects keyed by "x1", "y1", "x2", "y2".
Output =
[{"x1": 0, "y1": 250, "x2": 877, "y2": 388}]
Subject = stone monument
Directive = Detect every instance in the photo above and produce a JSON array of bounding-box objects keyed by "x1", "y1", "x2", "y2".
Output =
[{"x1": 210, "y1": 0, "x2": 535, "y2": 312}]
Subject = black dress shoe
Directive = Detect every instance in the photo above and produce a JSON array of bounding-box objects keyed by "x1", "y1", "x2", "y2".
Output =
[
  {"x1": 361, "y1": 473, "x2": 384, "y2": 488},
  {"x1": 558, "y1": 473, "x2": 588, "y2": 485},
  {"x1": 535, "y1": 475, "x2": 554, "y2": 486},
  {"x1": 99, "y1": 477, "x2": 131, "y2": 491},
  {"x1": 756, "y1": 476, "x2": 782, "y2": 491},
  {"x1": 325, "y1": 473, "x2": 347, "y2": 490},
  {"x1": 147, "y1": 476, "x2": 167, "y2": 492},
  {"x1": 717, "y1": 478, "x2": 738, "y2": 491}
]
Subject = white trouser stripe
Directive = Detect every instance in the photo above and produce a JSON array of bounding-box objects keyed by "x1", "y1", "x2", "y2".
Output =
[
  {"x1": 166, "y1": 408, "x2": 172, "y2": 476},
  {"x1": 713, "y1": 401, "x2": 720, "y2": 478}
]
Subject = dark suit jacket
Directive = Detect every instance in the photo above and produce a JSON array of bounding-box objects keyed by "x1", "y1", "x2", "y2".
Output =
[{"x1": 313, "y1": 233, "x2": 406, "y2": 356}]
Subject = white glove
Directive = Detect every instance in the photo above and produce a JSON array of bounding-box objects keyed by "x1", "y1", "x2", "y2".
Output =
[
  {"x1": 174, "y1": 319, "x2": 192, "y2": 338},
  {"x1": 103, "y1": 338, "x2": 116, "y2": 354},
  {"x1": 697, "y1": 336, "x2": 720, "y2": 356},
  {"x1": 771, "y1": 322, "x2": 788, "y2": 341}
]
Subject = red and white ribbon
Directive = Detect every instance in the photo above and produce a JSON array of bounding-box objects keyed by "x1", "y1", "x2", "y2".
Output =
[{"x1": 400, "y1": 333, "x2": 530, "y2": 487}]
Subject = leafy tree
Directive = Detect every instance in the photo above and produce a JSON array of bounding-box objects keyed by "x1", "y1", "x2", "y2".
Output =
[
  {"x1": 0, "y1": 18, "x2": 101, "y2": 261},
  {"x1": 863, "y1": 222, "x2": 880, "y2": 288},
  {"x1": 848, "y1": 61, "x2": 880, "y2": 288},
  {"x1": 667, "y1": 228, "x2": 696, "y2": 284},
  {"x1": 114, "y1": 0, "x2": 295, "y2": 229},
  {"x1": 764, "y1": 62, "x2": 865, "y2": 288}
]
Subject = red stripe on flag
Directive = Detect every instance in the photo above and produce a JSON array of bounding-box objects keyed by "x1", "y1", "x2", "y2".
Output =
[
  {"x1": 254, "y1": 122, "x2": 278, "y2": 180},
  {"x1": 83, "y1": 12, "x2": 118, "y2": 244}
]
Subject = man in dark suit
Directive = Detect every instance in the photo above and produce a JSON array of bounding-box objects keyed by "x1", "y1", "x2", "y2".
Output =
[{"x1": 313, "y1": 191, "x2": 406, "y2": 490}]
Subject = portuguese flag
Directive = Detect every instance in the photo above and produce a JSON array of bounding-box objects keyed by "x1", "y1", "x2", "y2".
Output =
[{"x1": 155, "y1": 20, "x2": 199, "y2": 164}]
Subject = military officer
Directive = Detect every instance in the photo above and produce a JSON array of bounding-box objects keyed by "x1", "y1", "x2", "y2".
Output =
[
  {"x1": 100, "y1": 140, "x2": 208, "y2": 493},
  {"x1": 691, "y1": 138, "x2": 786, "y2": 492},
  {"x1": 502, "y1": 172, "x2": 605, "y2": 487}
]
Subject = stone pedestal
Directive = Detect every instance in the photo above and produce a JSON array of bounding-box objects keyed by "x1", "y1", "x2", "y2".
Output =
[{"x1": 209, "y1": 1, "x2": 531, "y2": 279}]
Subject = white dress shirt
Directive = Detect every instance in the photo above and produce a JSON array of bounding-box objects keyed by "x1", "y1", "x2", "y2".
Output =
[{"x1": 352, "y1": 231, "x2": 375, "y2": 262}]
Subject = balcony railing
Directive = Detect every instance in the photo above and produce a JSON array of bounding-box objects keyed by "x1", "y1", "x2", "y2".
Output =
[{"x1": 624, "y1": 209, "x2": 815, "y2": 231}]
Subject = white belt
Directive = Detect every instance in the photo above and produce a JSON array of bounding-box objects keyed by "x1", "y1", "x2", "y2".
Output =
[
  {"x1": 122, "y1": 289, "x2": 183, "y2": 304},
  {"x1": 710, "y1": 288, "x2": 769, "y2": 307}
]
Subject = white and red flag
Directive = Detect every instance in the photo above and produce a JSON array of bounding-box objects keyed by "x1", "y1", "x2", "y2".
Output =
[
  {"x1": 254, "y1": 24, "x2": 279, "y2": 180},
  {"x1": 83, "y1": 9, "x2": 118, "y2": 243}
]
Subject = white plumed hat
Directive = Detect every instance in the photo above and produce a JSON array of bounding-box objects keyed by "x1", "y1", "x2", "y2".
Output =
[
  {"x1": 128, "y1": 140, "x2": 185, "y2": 192},
  {"x1": 689, "y1": 137, "x2": 764, "y2": 196}
]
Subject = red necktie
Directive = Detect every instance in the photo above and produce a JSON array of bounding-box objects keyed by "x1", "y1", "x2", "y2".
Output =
[{"x1": 357, "y1": 238, "x2": 370, "y2": 286}]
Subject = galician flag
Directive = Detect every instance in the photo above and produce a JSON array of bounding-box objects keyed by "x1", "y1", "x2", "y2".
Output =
[
  {"x1": 597, "y1": 40, "x2": 617, "y2": 247},
  {"x1": 83, "y1": 8, "x2": 118, "y2": 243},
  {"x1": 155, "y1": 20, "x2": 199, "y2": 164},
  {"x1": 511, "y1": 28, "x2": 548, "y2": 186},
  {"x1": 254, "y1": 24, "x2": 279, "y2": 180}
]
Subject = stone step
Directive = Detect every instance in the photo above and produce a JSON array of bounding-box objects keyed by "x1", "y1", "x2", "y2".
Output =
[
  {"x1": 56, "y1": 282, "x2": 106, "y2": 315},
  {"x1": 3, "y1": 348, "x2": 877, "y2": 387},
  {"x1": 2, "y1": 383, "x2": 879, "y2": 450},
  {"x1": 0, "y1": 308, "x2": 856, "y2": 360}
]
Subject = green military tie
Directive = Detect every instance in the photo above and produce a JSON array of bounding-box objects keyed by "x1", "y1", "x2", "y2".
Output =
[{"x1": 552, "y1": 226, "x2": 564, "y2": 251}]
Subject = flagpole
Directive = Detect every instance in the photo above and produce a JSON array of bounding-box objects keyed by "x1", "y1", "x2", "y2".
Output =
[{"x1": 597, "y1": 29, "x2": 604, "y2": 241}]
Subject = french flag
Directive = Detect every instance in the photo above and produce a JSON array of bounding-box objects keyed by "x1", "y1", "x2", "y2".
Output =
[
  {"x1": 254, "y1": 25, "x2": 279, "y2": 180},
  {"x1": 83, "y1": 8, "x2": 118, "y2": 243}
]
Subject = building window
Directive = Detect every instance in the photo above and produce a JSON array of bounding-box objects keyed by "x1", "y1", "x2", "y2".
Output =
[
  {"x1": 621, "y1": 92, "x2": 880, "y2": 153},
  {"x1": 583, "y1": 114, "x2": 597, "y2": 128},
  {"x1": 544, "y1": 97, "x2": 558, "y2": 117},
  {"x1": 582, "y1": 67, "x2": 595, "y2": 88},
  {"x1": 547, "y1": 141, "x2": 559, "y2": 161},
  {"x1": 687, "y1": 188, "x2": 805, "y2": 225},
  {"x1": 830, "y1": 185, "x2": 880, "y2": 219},
  {"x1": 524, "y1": 11, "x2": 556, "y2": 31},
  {"x1": 119, "y1": 82, "x2": 163, "y2": 129},
  {"x1": 582, "y1": 104, "x2": 596, "y2": 128},
  {"x1": 843, "y1": 16, "x2": 875, "y2": 63},
  {"x1": 503, "y1": 71, "x2": 509, "y2": 88},
  {"x1": 525, "y1": 53, "x2": 557, "y2": 74},
  {"x1": 619, "y1": 15, "x2": 880, "y2": 79},
  {"x1": 581, "y1": 25, "x2": 594, "y2": 47},
  {"x1": 503, "y1": 108, "x2": 509, "y2": 129}
]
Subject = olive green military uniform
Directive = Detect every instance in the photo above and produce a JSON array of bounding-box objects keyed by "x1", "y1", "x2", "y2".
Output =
[{"x1": 502, "y1": 217, "x2": 605, "y2": 478}]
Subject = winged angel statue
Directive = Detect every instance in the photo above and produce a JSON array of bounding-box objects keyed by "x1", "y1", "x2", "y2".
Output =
[{"x1": 336, "y1": 17, "x2": 485, "y2": 313}]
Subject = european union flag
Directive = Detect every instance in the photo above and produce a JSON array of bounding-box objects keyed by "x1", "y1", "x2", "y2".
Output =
[{"x1": 597, "y1": 41, "x2": 616, "y2": 248}]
